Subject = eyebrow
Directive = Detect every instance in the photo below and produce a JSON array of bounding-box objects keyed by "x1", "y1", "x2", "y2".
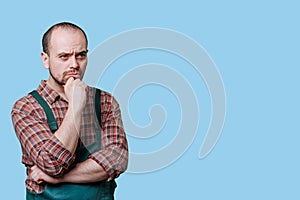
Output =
[{"x1": 57, "y1": 50, "x2": 88, "y2": 57}]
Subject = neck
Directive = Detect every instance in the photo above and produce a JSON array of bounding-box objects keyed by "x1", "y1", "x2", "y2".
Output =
[{"x1": 46, "y1": 77, "x2": 67, "y2": 99}]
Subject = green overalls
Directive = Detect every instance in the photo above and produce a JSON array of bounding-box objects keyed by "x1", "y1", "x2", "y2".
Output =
[{"x1": 26, "y1": 89, "x2": 116, "y2": 200}]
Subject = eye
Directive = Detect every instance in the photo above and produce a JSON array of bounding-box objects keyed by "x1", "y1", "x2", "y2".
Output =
[
  {"x1": 59, "y1": 54, "x2": 68, "y2": 60},
  {"x1": 76, "y1": 52, "x2": 87, "y2": 59}
]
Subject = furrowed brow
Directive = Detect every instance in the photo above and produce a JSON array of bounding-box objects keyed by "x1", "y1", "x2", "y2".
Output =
[{"x1": 57, "y1": 52, "x2": 72, "y2": 57}]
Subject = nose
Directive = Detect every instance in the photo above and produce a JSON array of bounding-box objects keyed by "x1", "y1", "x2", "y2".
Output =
[{"x1": 70, "y1": 55, "x2": 79, "y2": 69}]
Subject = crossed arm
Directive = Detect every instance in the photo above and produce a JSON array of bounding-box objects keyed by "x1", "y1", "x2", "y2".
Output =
[{"x1": 29, "y1": 159, "x2": 108, "y2": 184}]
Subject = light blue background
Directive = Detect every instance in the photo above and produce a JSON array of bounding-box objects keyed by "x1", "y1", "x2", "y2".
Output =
[{"x1": 1, "y1": 0, "x2": 299, "y2": 199}]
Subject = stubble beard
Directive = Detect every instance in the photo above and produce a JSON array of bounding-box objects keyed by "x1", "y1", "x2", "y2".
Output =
[{"x1": 49, "y1": 69, "x2": 66, "y2": 86}]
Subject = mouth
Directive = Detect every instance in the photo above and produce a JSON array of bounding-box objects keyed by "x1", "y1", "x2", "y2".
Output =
[
  {"x1": 66, "y1": 73, "x2": 80, "y2": 78},
  {"x1": 64, "y1": 71, "x2": 80, "y2": 79}
]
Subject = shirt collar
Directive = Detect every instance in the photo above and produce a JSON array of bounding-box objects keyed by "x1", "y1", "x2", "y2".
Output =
[{"x1": 37, "y1": 80, "x2": 62, "y2": 105}]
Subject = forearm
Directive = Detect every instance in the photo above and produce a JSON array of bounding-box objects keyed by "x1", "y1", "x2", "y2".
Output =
[
  {"x1": 60, "y1": 159, "x2": 108, "y2": 183},
  {"x1": 53, "y1": 77, "x2": 87, "y2": 155},
  {"x1": 34, "y1": 106, "x2": 82, "y2": 175},
  {"x1": 54, "y1": 106, "x2": 81, "y2": 154},
  {"x1": 30, "y1": 159, "x2": 108, "y2": 184}
]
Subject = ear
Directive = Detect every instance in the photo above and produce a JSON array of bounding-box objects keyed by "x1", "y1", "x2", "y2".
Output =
[{"x1": 41, "y1": 52, "x2": 50, "y2": 69}]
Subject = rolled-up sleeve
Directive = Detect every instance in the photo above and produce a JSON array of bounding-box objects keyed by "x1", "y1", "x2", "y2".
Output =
[
  {"x1": 11, "y1": 99, "x2": 75, "y2": 177},
  {"x1": 89, "y1": 94, "x2": 128, "y2": 179}
]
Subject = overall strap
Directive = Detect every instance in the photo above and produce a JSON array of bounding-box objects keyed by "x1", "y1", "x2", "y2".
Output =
[
  {"x1": 29, "y1": 90, "x2": 58, "y2": 132},
  {"x1": 95, "y1": 88, "x2": 102, "y2": 128}
]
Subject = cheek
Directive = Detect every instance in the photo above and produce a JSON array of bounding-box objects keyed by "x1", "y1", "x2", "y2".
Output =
[
  {"x1": 49, "y1": 61, "x2": 65, "y2": 76},
  {"x1": 80, "y1": 60, "x2": 88, "y2": 73}
]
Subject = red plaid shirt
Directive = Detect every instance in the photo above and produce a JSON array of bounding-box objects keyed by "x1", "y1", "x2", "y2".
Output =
[{"x1": 11, "y1": 81, "x2": 128, "y2": 193}]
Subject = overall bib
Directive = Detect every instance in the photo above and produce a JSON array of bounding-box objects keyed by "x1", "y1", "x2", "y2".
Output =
[{"x1": 26, "y1": 89, "x2": 116, "y2": 200}]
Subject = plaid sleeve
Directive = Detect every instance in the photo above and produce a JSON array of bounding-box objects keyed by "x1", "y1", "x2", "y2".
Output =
[
  {"x1": 89, "y1": 93, "x2": 128, "y2": 179},
  {"x1": 11, "y1": 97, "x2": 75, "y2": 177}
]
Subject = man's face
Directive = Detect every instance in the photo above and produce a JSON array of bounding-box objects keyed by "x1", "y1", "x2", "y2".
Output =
[{"x1": 42, "y1": 28, "x2": 88, "y2": 86}]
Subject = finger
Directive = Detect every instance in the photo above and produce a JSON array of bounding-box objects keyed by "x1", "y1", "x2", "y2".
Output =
[
  {"x1": 30, "y1": 165, "x2": 39, "y2": 174},
  {"x1": 73, "y1": 78, "x2": 85, "y2": 86},
  {"x1": 31, "y1": 171, "x2": 44, "y2": 184},
  {"x1": 66, "y1": 77, "x2": 75, "y2": 86},
  {"x1": 37, "y1": 179, "x2": 43, "y2": 184}
]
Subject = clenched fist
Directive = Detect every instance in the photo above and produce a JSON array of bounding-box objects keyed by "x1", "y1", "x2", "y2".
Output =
[{"x1": 64, "y1": 77, "x2": 87, "y2": 113}]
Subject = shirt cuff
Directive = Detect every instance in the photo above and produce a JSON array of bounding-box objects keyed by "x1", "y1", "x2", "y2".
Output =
[{"x1": 88, "y1": 150, "x2": 124, "y2": 179}]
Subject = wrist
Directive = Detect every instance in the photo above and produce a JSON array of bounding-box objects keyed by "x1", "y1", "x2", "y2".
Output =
[
  {"x1": 55, "y1": 175, "x2": 64, "y2": 184},
  {"x1": 68, "y1": 104, "x2": 84, "y2": 119}
]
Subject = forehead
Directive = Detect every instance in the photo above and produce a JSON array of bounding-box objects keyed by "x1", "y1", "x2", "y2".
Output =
[{"x1": 49, "y1": 28, "x2": 87, "y2": 53}]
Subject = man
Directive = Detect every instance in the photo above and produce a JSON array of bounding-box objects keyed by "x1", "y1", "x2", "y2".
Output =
[{"x1": 11, "y1": 22, "x2": 128, "y2": 199}]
